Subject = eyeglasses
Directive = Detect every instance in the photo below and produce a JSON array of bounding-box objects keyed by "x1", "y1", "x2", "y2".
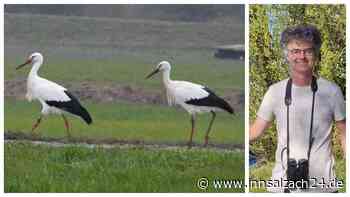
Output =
[{"x1": 287, "y1": 48, "x2": 315, "y2": 57}]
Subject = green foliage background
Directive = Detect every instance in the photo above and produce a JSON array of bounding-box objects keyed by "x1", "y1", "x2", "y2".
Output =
[{"x1": 249, "y1": 5, "x2": 346, "y2": 161}]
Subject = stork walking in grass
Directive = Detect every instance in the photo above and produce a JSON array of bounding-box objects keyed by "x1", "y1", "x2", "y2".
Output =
[
  {"x1": 16, "y1": 52, "x2": 92, "y2": 137},
  {"x1": 146, "y1": 61, "x2": 234, "y2": 148}
]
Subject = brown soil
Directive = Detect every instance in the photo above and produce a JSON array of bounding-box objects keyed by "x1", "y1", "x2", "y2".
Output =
[
  {"x1": 5, "y1": 78, "x2": 166, "y2": 105},
  {"x1": 5, "y1": 79, "x2": 244, "y2": 111}
]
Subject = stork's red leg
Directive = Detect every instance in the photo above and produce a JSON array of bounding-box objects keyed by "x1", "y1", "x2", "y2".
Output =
[
  {"x1": 31, "y1": 115, "x2": 43, "y2": 135},
  {"x1": 62, "y1": 114, "x2": 71, "y2": 138},
  {"x1": 188, "y1": 114, "x2": 195, "y2": 148},
  {"x1": 204, "y1": 111, "x2": 216, "y2": 147}
]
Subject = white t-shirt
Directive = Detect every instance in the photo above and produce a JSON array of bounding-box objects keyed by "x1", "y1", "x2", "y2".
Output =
[{"x1": 257, "y1": 77, "x2": 345, "y2": 192}]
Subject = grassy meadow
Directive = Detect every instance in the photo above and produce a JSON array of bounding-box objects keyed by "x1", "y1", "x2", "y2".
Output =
[
  {"x1": 4, "y1": 12, "x2": 245, "y2": 192},
  {"x1": 5, "y1": 141, "x2": 244, "y2": 192},
  {"x1": 5, "y1": 48, "x2": 244, "y2": 93},
  {"x1": 5, "y1": 100, "x2": 243, "y2": 145}
]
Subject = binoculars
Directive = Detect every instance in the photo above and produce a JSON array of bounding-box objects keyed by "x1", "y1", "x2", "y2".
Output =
[{"x1": 287, "y1": 158, "x2": 309, "y2": 190}]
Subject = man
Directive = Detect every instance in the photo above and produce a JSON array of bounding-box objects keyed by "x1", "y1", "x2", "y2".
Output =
[{"x1": 250, "y1": 24, "x2": 346, "y2": 192}]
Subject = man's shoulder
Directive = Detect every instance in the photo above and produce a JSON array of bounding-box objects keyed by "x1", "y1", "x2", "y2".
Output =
[
  {"x1": 318, "y1": 77, "x2": 342, "y2": 92},
  {"x1": 268, "y1": 77, "x2": 341, "y2": 91},
  {"x1": 268, "y1": 78, "x2": 289, "y2": 92}
]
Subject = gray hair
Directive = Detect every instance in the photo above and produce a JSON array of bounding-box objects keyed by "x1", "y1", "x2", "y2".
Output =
[{"x1": 280, "y1": 24, "x2": 322, "y2": 60}]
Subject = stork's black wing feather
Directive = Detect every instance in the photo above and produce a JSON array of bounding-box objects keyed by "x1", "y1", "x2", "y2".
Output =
[
  {"x1": 185, "y1": 87, "x2": 234, "y2": 114},
  {"x1": 45, "y1": 91, "x2": 92, "y2": 124}
]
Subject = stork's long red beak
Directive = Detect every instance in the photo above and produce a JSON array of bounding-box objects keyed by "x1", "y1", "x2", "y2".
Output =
[
  {"x1": 146, "y1": 68, "x2": 160, "y2": 79},
  {"x1": 16, "y1": 59, "x2": 32, "y2": 70}
]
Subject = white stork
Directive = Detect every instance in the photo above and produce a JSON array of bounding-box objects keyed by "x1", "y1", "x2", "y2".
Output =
[
  {"x1": 146, "y1": 61, "x2": 234, "y2": 148},
  {"x1": 16, "y1": 52, "x2": 92, "y2": 137}
]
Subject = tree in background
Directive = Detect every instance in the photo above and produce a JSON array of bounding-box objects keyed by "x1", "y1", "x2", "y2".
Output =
[{"x1": 250, "y1": 4, "x2": 346, "y2": 161}]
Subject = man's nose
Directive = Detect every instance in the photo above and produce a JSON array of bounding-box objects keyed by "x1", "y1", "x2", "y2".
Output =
[{"x1": 295, "y1": 51, "x2": 306, "y2": 58}]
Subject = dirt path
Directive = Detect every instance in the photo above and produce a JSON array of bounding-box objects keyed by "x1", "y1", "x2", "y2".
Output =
[
  {"x1": 5, "y1": 130, "x2": 244, "y2": 152},
  {"x1": 5, "y1": 79, "x2": 244, "y2": 110},
  {"x1": 5, "y1": 78, "x2": 166, "y2": 104}
]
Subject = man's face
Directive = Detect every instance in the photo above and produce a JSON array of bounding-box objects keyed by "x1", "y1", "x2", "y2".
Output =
[{"x1": 286, "y1": 39, "x2": 316, "y2": 75}]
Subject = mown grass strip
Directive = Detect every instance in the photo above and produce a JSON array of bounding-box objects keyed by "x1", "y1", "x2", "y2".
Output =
[{"x1": 5, "y1": 141, "x2": 244, "y2": 192}]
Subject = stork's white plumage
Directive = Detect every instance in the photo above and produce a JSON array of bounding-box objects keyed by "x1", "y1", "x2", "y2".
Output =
[
  {"x1": 146, "y1": 61, "x2": 234, "y2": 147},
  {"x1": 16, "y1": 52, "x2": 92, "y2": 137}
]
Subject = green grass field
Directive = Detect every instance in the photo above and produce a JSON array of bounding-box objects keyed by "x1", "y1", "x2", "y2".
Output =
[
  {"x1": 5, "y1": 141, "x2": 244, "y2": 192},
  {"x1": 5, "y1": 48, "x2": 244, "y2": 93},
  {"x1": 5, "y1": 100, "x2": 244, "y2": 145},
  {"x1": 4, "y1": 12, "x2": 245, "y2": 193},
  {"x1": 249, "y1": 160, "x2": 346, "y2": 192},
  {"x1": 5, "y1": 51, "x2": 245, "y2": 192}
]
